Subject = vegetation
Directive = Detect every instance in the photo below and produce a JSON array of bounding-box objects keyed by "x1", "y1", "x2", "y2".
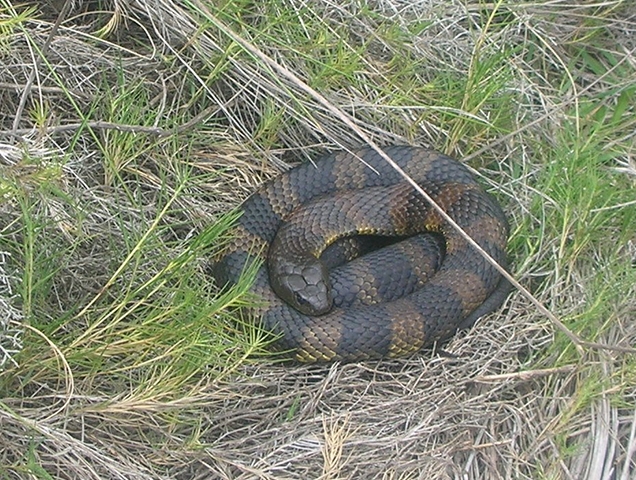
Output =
[{"x1": 1, "y1": 0, "x2": 634, "y2": 478}]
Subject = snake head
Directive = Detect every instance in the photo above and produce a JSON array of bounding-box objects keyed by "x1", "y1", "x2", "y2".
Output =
[{"x1": 268, "y1": 255, "x2": 333, "y2": 316}]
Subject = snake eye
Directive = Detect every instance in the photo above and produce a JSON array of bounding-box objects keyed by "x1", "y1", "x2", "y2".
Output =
[{"x1": 294, "y1": 291, "x2": 310, "y2": 307}]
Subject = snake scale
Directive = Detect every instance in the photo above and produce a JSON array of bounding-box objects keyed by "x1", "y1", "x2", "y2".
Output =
[{"x1": 212, "y1": 146, "x2": 510, "y2": 362}]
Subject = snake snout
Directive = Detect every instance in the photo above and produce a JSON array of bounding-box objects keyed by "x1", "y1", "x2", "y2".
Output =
[{"x1": 269, "y1": 257, "x2": 332, "y2": 315}]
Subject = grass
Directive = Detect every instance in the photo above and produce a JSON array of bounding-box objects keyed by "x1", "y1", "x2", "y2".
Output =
[{"x1": 1, "y1": 0, "x2": 635, "y2": 479}]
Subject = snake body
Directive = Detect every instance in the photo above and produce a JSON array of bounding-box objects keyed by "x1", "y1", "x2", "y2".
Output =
[{"x1": 212, "y1": 146, "x2": 509, "y2": 362}]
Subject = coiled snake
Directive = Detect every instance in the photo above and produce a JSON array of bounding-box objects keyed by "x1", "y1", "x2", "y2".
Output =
[{"x1": 212, "y1": 146, "x2": 509, "y2": 362}]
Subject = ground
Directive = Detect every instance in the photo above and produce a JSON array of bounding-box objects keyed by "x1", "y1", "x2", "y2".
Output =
[{"x1": 1, "y1": 1, "x2": 635, "y2": 479}]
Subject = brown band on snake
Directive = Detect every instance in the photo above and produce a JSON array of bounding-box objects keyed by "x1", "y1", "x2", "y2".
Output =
[{"x1": 211, "y1": 146, "x2": 509, "y2": 362}]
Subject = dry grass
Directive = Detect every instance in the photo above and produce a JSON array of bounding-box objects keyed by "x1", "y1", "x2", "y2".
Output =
[{"x1": 1, "y1": 0, "x2": 636, "y2": 479}]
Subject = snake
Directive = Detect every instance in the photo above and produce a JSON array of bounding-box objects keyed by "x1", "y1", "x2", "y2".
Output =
[{"x1": 211, "y1": 145, "x2": 510, "y2": 362}]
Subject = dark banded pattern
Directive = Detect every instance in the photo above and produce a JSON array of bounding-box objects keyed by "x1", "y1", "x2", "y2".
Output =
[{"x1": 212, "y1": 146, "x2": 510, "y2": 362}]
